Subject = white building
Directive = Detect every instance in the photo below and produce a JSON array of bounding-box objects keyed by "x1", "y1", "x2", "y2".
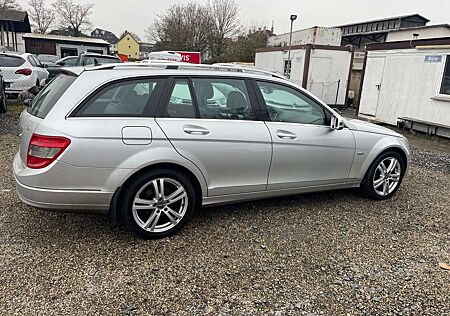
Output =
[
  {"x1": 255, "y1": 45, "x2": 353, "y2": 106},
  {"x1": 386, "y1": 24, "x2": 450, "y2": 42},
  {"x1": 359, "y1": 37, "x2": 450, "y2": 137},
  {"x1": 268, "y1": 27, "x2": 342, "y2": 47}
]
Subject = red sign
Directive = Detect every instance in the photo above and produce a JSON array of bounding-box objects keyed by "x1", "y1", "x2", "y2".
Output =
[{"x1": 177, "y1": 51, "x2": 201, "y2": 64}]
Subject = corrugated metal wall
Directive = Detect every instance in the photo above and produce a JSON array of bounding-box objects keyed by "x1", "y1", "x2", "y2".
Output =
[{"x1": 360, "y1": 49, "x2": 450, "y2": 134}]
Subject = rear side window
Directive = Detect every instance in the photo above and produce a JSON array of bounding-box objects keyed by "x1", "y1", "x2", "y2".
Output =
[
  {"x1": 75, "y1": 78, "x2": 166, "y2": 117},
  {"x1": 28, "y1": 74, "x2": 77, "y2": 118},
  {"x1": 0, "y1": 55, "x2": 25, "y2": 67}
]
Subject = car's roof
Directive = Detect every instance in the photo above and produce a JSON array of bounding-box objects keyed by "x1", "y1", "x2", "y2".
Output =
[
  {"x1": 0, "y1": 52, "x2": 25, "y2": 59},
  {"x1": 67, "y1": 62, "x2": 286, "y2": 80}
]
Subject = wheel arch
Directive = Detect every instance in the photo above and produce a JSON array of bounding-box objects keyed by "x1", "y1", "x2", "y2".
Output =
[
  {"x1": 362, "y1": 145, "x2": 409, "y2": 179},
  {"x1": 109, "y1": 162, "x2": 205, "y2": 224}
]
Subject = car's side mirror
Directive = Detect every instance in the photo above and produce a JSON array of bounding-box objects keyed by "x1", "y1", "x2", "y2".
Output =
[
  {"x1": 24, "y1": 99, "x2": 33, "y2": 107},
  {"x1": 330, "y1": 114, "x2": 345, "y2": 130},
  {"x1": 41, "y1": 64, "x2": 48, "y2": 68}
]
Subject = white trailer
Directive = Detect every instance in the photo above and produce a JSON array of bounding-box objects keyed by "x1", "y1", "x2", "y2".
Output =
[
  {"x1": 255, "y1": 45, "x2": 353, "y2": 106},
  {"x1": 359, "y1": 38, "x2": 450, "y2": 137}
]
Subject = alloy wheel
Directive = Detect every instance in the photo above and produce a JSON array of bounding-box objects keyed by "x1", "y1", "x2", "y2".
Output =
[
  {"x1": 373, "y1": 157, "x2": 402, "y2": 197},
  {"x1": 132, "y1": 178, "x2": 188, "y2": 233}
]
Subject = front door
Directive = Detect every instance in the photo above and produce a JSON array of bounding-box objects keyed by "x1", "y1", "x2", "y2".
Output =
[
  {"x1": 360, "y1": 57, "x2": 386, "y2": 117},
  {"x1": 255, "y1": 80, "x2": 356, "y2": 190},
  {"x1": 156, "y1": 77, "x2": 272, "y2": 196}
]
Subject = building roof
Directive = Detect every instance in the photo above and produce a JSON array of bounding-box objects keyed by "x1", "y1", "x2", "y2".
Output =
[
  {"x1": 91, "y1": 28, "x2": 119, "y2": 44},
  {"x1": 0, "y1": 9, "x2": 31, "y2": 33},
  {"x1": 387, "y1": 24, "x2": 450, "y2": 33},
  {"x1": 0, "y1": 9, "x2": 27, "y2": 22},
  {"x1": 337, "y1": 14, "x2": 430, "y2": 28},
  {"x1": 22, "y1": 33, "x2": 110, "y2": 46}
]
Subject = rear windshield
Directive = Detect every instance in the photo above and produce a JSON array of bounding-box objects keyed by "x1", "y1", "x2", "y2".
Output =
[
  {"x1": 28, "y1": 74, "x2": 77, "y2": 118},
  {"x1": 0, "y1": 55, "x2": 25, "y2": 67}
]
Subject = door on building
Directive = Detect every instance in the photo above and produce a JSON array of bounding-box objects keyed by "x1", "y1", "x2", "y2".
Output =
[
  {"x1": 308, "y1": 57, "x2": 334, "y2": 104},
  {"x1": 360, "y1": 57, "x2": 386, "y2": 116}
]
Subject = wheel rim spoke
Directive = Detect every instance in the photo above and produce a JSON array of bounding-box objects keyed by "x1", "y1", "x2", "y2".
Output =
[
  {"x1": 143, "y1": 211, "x2": 158, "y2": 230},
  {"x1": 166, "y1": 187, "x2": 186, "y2": 205},
  {"x1": 374, "y1": 177, "x2": 384, "y2": 189}
]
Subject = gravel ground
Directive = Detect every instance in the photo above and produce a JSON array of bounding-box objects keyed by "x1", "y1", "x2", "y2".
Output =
[{"x1": 0, "y1": 113, "x2": 449, "y2": 315}]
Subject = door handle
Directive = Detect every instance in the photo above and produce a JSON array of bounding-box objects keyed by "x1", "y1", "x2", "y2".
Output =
[
  {"x1": 277, "y1": 130, "x2": 297, "y2": 140},
  {"x1": 183, "y1": 126, "x2": 210, "y2": 135}
]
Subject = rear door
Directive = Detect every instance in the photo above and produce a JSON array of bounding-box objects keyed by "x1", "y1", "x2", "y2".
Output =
[{"x1": 156, "y1": 76, "x2": 272, "y2": 196}]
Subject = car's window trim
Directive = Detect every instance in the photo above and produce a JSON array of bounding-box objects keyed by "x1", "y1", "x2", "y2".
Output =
[
  {"x1": 68, "y1": 75, "x2": 169, "y2": 118},
  {"x1": 252, "y1": 78, "x2": 332, "y2": 126},
  {"x1": 156, "y1": 75, "x2": 264, "y2": 121}
]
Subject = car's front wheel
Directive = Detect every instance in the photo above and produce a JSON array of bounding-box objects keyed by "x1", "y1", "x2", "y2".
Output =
[
  {"x1": 360, "y1": 151, "x2": 405, "y2": 200},
  {"x1": 120, "y1": 169, "x2": 197, "y2": 238}
]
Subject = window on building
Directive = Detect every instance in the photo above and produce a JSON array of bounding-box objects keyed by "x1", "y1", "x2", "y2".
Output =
[{"x1": 440, "y1": 56, "x2": 450, "y2": 95}]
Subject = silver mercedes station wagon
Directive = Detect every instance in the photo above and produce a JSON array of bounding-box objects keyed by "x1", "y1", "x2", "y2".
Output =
[{"x1": 13, "y1": 63, "x2": 411, "y2": 238}]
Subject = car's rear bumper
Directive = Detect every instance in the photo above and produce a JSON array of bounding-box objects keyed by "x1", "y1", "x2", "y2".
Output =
[
  {"x1": 13, "y1": 152, "x2": 112, "y2": 213},
  {"x1": 15, "y1": 177, "x2": 111, "y2": 213}
]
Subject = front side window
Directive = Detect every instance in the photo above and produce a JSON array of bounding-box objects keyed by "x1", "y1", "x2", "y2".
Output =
[
  {"x1": 75, "y1": 78, "x2": 165, "y2": 116},
  {"x1": 440, "y1": 56, "x2": 450, "y2": 95},
  {"x1": 192, "y1": 78, "x2": 255, "y2": 120},
  {"x1": 28, "y1": 74, "x2": 77, "y2": 118},
  {"x1": 257, "y1": 81, "x2": 328, "y2": 126}
]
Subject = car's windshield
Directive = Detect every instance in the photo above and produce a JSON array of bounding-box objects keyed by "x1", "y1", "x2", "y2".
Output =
[{"x1": 28, "y1": 74, "x2": 77, "y2": 118}]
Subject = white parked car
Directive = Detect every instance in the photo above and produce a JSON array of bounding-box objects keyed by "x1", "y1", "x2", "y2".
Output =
[{"x1": 0, "y1": 53, "x2": 49, "y2": 95}]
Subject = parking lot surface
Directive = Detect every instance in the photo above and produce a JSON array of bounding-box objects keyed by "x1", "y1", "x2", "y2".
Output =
[{"x1": 0, "y1": 112, "x2": 449, "y2": 315}]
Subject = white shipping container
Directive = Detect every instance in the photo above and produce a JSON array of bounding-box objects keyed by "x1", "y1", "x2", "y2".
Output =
[
  {"x1": 268, "y1": 27, "x2": 342, "y2": 47},
  {"x1": 255, "y1": 45, "x2": 353, "y2": 105}
]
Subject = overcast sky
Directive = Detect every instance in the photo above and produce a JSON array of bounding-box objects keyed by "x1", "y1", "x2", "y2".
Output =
[{"x1": 17, "y1": 0, "x2": 450, "y2": 40}]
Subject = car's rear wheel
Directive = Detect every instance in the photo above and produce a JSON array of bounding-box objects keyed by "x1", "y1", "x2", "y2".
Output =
[
  {"x1": 360, "y1": 151, "x2": 405, "y2": 200},
  {"x1": 121, "y1": 169, "x2": 197, "y2": 238}
]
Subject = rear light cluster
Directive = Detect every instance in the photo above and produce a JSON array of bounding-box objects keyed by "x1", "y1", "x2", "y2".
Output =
[
  {"x1": 27, "y1": 134, "x2": 71, "y2": 169},
  {"x1": 15, "y1": 68, "x2": 32, "y2": 76}
]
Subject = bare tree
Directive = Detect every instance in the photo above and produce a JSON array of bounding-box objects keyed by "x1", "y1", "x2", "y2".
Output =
[
  {"x1": 28, "y1": 0, "x2": 55, "y2": 34},
  {"x1": 147, "y1": 2, "x2": 214, "y2": 52},
  {"x1": 52, "y1": 0, "x2": 94, "y2": 37},
  {"x1": 208, "y1": 0, "x2": 240, "y2": 58},
  {"x1": 0, "y1": 0, "x2": 22, "y2": 10}
]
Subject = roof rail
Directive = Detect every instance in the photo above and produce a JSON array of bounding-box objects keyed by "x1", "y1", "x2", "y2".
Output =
[{"x1": 96, "y1": 61, "x2": 287, "y2": 79}]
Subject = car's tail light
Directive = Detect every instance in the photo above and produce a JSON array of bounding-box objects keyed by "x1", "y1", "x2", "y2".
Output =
[
  {"x1": 15, "y1": 68, "x2": 32, "y2": 76},
  {"x1": 27, "y1": 134, "x2": 71, "y2": 169}
]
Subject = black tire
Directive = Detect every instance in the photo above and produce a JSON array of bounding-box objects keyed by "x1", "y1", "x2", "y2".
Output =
[
  {"x1": 360, "y1": 150, "x2": 405, "y2": 200},
  {"x1": 0, "y1": 89, "x2": 6, "y2": 114},
  {"x1": 119, "y1": 169, "x2": 197, "y2": 239}
]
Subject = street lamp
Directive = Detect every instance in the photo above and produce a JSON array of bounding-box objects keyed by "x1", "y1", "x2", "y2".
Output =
[{"x1": 287, "y1": 14, "x2": 298, "y2": 78}]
